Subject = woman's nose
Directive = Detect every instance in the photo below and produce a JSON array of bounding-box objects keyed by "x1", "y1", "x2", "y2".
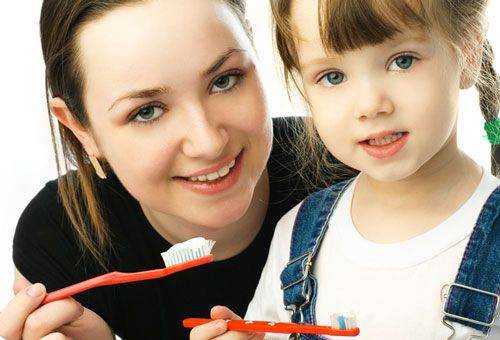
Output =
[{"x1": 181, "y1": 108, "x2": 229, "y2": 160}]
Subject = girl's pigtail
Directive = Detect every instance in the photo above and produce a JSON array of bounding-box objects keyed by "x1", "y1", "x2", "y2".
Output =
[{"x1": 476, "y1": 39, "x2": 500, "y2": 176}]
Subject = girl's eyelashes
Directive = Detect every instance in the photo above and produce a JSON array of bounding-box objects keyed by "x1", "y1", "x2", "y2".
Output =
[
  {"x1": 317, "y1": 70, "x2": 346, "y2": 87},
  {"x1": 388, "y1": 53, "x2": 420, "y2": 71},
  {"x1": 129, "y1": 102, "x2": 167, "y2": 125},
  {"x1": 209, "y1": 70, "x2": 245, "y2": 94}
]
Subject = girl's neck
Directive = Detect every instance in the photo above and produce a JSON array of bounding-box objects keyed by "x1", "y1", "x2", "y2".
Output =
[
  {"x1": 352, "y1": 133, "x2": 483, "y2": 243},
  {"x1": 141, "y1": 170, "x2": 270, "y2": 261}
]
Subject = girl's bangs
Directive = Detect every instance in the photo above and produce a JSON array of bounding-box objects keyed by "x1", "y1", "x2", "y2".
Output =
[{"x1": 318, "y1": 0, "x2": 430, "y2": 53}]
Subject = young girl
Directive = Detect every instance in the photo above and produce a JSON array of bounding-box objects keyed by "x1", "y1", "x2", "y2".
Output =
[
  {"x1": 0, "y1": 1, "x2": 338, "y2": 339},
  {"x1": 191, "y1": 0, "x2": 499, "y2": 339}
]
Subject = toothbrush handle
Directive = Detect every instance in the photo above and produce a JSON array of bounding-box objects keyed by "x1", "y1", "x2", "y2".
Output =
[
  {"x1": 183, "y1": 318, "x2": 360, "y2": 336},
  {"x1": 42, "y1": 255, "x2": 213, "y2": 305}
]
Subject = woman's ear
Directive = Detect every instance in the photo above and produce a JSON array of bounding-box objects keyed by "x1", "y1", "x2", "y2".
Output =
[
  {"x1": 459, "y1": 34, "x2": 484, "y2": 89},
  {"x1": 49, "y1": 97, "x2": 103, "y2": 158}
]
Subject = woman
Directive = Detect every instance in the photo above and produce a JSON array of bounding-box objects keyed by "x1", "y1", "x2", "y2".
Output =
[{"x1": 0, "y1": 0, "x2": 340, "y2": 339}]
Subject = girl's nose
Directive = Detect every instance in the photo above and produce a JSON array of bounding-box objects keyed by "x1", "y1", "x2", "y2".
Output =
[
  {"x1": 181, "y1": 107, "x2": 229, "y2": 160},
  {"x1": 354, "y1": 80, "x2": 394, "y2": 120}
]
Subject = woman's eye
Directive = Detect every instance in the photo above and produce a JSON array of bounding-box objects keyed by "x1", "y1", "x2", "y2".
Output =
[
  {"x1": 318, "y1": 71, "x2": 345, "y2": 87},
  {"x1": 132, "y1": 104, "x2": 165, "y2": 123},
  {"x1": 210, "y1": 74, "x2": 241, "y2": 93},
  {"x1": 389, "y1": 55, "x2": 417, "y2": 71}
]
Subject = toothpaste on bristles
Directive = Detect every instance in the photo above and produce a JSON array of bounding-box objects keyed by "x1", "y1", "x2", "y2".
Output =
[{"x1": 162, "y1": 237, "x2": 216, "y2": 267}]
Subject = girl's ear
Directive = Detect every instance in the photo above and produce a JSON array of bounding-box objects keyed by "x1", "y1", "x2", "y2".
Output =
[
  {"x1": 49, "y1": 97, "x2": 103, "y2": 158},
  {"x1": 459, "y1": 34, "x2": 484, "y2": 89}
]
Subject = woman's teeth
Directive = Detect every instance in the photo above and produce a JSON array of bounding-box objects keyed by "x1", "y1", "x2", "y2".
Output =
[
  {"x1": 188, "y1": 158, "x2": 236, "y2": 182},
  {"x1": 367, "y1": 132, "x2": 404, "y2": 146}
]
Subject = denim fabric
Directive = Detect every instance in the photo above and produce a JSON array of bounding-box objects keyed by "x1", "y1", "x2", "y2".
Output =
[
  {"x1": 281, "y1": 178, "x2": 499, "y2": 338},
  {"x1": 280, "y1": 179, "x2": 354, "y2": 339},
  {"x1": 444, "y1": 185, "x2": 500, "y2": 335}
]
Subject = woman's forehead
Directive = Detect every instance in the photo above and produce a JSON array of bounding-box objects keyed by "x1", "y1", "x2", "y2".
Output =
[{"x1": 76, "y1": 0, "x2": 252, "y2": 109}]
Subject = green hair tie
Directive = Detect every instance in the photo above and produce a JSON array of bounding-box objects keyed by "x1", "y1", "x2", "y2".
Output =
[{"x1": 484, "y1": 118, "x2": 500, "y2": 145}]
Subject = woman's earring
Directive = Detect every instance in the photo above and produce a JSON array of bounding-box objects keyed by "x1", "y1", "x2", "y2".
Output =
[{"x1": 89, "y1": 155, "x2": 107, "y2": 179}]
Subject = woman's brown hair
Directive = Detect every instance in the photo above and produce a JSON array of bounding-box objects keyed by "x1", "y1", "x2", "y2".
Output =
[
  {"x1": 270, "y1": 0, "x2": 500, "y2": 182},
  {"x1": 40, "y1": 0, "x2": 248, "y2": 269}
]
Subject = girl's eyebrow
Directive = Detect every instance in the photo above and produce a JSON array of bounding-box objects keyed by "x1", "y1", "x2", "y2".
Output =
[
  {"x1": 107, "y1": 48, "x2": 247, "y2": 112},
  {"x1": 300, "y1": 33, "x2": 429, "y2": 71}
]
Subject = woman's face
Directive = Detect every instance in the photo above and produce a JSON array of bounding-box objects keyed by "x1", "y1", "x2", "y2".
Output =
[{"x1": 75, "y1": 0, "x2": 272, "y2": 229}]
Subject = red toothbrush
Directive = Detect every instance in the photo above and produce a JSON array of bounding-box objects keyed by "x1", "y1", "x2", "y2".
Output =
[
  {"x1": 42, "y1": 237, "x2": 216, "y2": 305},
  {"x1": 184, "y1": 313, "x2": 360, "y2": 337}
]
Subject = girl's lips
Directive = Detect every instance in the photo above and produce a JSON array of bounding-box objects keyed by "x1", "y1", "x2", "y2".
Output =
[
  {"x1": 174, "y1": 150, "x2": 243, "y2": 195},
  {"x1": 359, "y1": 132, "x2": 409, "y2": 159}
]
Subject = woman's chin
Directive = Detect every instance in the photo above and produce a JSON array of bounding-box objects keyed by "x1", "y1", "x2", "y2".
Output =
[{"x1": 185, "y1": 198, "x2": 251, "y2": 230}]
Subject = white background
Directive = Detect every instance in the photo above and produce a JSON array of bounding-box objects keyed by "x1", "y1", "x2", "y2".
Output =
[{"x1": 0, "y1": 1, "x2": 499, "y2": 310}]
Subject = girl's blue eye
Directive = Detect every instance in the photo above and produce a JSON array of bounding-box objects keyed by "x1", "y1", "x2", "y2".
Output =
[
  {"x1": 318, "y1": 71, "x2": 345, "y2": 87},
  {"x1": 210, "y1": 74, "x2": 241, "y2": 93},
  {"x1": 389, "y1": 55, "x2": 417, "y2": 71},
  {"x1": 132, "y1": 104, "x2": 165, "y2": 123}
]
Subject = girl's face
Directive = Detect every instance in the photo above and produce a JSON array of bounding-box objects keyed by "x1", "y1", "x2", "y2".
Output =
[
  {"x1": 75, "y1": 0, "x2": 272, "y2": 228},
  {"x1": 292, "y1": 0, "x2": 464, "y2": 182}
]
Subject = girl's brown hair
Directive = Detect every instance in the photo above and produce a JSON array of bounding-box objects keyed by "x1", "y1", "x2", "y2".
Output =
[
  {"x1": 40, "y1": 0, "x2": 248, "y2": 269},
  {"x1": 270, "y1": 0, "x2": 499, "y2": 182}
]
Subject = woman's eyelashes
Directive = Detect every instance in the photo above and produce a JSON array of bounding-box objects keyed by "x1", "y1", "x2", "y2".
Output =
[
  {"x1": 130, "y1": 102, "x2": 166, "y2": 125},
  {"x1": 209, "y1": 70, "x2": 245, "y2": 94},
  {"x1": 315, "y1": 53, "x2": 420, "y2": 88},
  {"x1": 128, "y1": 70, "x2": 246, "y2": 125}
]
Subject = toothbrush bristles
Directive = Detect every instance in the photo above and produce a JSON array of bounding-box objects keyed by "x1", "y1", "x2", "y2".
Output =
[
  {"x1": 161, "y1": 237, "x2": 216, "y2": 267},
  {"x1": 330, "y1": 311, "x2": 357, "y2": 330}
]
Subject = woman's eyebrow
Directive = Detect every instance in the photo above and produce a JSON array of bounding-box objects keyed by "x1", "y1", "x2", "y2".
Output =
[
  {"x1": 108, "y1": 86, "x2": 171, "y2": 112},
  {"x1": 202, "y1": 47, "x2": 247, "y2": 77},
  {"x1": 107, "y1": 48, "x2": 247, "y2": 112}
]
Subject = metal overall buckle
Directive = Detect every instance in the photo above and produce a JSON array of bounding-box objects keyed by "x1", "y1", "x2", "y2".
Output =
[
  {"x1": 441, "y1": 283, "x2": 500, "y2": 340},
  {"x1": 283, "y1": 253, "x2": 313, "y2": 340}
]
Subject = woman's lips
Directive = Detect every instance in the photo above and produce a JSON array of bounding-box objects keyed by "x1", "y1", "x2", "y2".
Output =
[
  {"x1": 359, "y1": 132, "x2": 409, "y2": 159},
  {"x1": 174, "y1": 150, "x2": 244, "y2": 195}
]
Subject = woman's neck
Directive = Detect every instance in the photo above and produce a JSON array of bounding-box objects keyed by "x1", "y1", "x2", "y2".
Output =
[
  {"x1": 352, "y1": 133, "x2": 483, "y2": 243},
  {"x1": 141, "y1": 170, "x2": 270, "y2": 261}
]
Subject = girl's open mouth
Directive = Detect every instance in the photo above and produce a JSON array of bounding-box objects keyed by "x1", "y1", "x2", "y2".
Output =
[{"x1": 359, "y1": 132, "x2": 409, "y2": 159}]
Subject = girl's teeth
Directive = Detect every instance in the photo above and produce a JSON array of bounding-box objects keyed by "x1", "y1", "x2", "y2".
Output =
[
  {"x1": 188, "y1": 157, "x2": 237, "y2": 182},
  {"x1": 368, "y1": 132, "x2": 403, "y2": 146}
]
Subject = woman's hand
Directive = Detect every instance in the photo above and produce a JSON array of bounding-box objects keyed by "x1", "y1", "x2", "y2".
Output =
[
  {"x1": 0, "y1": 271, "x2": 114, "y2": 340},
  {"x1": 189, "y1": 306, "x2": 265, "y2": 340}
]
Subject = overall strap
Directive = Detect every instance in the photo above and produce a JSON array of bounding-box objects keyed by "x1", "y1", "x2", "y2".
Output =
[
  {"x1": 280, "y1": 178, "x2": 354, "y2": 333},
  {"x1": 444, "y1": 185, "x2": 500, "y2": 335}
]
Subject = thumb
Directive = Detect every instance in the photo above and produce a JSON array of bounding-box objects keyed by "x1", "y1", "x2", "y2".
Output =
[{"x1": 210, "y1": 306, "x2": 242, "y2": 320}]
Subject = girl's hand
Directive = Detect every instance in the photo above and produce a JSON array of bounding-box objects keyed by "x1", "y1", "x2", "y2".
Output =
[
  {"x1": 0, "y1": 271, "x2": 114, "y2": 340},
  {"x1": 189, "y1": 306, "x2": 265, "y2": 340}
]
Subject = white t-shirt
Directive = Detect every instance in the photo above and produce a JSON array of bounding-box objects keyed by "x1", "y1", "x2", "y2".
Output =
[{"x1": 246, "y1": 171, "x2": 499, "y2": 340}]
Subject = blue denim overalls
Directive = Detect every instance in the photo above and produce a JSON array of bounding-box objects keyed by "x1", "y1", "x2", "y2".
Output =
[{"x1": 280, "y1": 179, "x2": 499, "y2": 340}]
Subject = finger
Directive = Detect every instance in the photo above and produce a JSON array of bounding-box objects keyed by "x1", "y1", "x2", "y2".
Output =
[
  {"x1": 189, "y1": 319, "x2": 228, "y2": 339},
  {"x1": 0, "y1": 283, "x2": 46, "y2": 340},
  {"x1": 40, "y1": 332, "x2": 72, "y2": 340},
  {"x1": 13, "y1": 275, "x2": 31, "y2": 295},
  {"x1": 210, "y1": 306, "x2": 242, "y2": 321},
  {"x1": 22, "y1": 298, "x2": 84, "y2": 340}
]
